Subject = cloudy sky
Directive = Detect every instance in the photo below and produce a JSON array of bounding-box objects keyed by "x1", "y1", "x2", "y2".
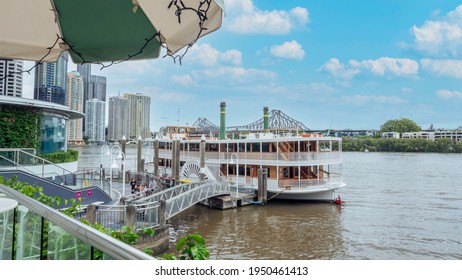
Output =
[{"x1": 23, "y1": 0, "x2": 462, "y2": 131}]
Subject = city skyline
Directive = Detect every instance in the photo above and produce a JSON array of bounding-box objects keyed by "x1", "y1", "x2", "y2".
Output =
[{"x1": 20, "y1": 0, "x2": 462, "y2": 131}]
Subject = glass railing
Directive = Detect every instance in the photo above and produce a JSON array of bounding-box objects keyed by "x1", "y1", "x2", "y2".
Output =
[
  {"x1": 0, "y1": 148, "x2": 74, "y2": 186},
  {"x1": 0, "y1": 184, "x2": 155, "y2": 260}
]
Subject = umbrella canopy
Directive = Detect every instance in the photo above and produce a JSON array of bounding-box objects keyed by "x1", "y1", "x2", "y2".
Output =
[{"x1": 0, "y1": 0, "x2": 224, "y2": 63}]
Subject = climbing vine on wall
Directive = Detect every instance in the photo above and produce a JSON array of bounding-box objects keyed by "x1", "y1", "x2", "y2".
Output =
[{"x1": 0, "y1": 106, "x2": 41, "y2": 149}]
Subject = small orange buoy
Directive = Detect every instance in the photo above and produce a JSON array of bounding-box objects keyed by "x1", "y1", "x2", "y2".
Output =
[{"x1": 335, "y1": 195, "x2": 342, "y2": 204}]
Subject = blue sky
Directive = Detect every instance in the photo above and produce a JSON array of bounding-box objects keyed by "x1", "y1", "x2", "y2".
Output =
[{"x1": 23, "y1": 0, "x2": 462, "y2": 131}]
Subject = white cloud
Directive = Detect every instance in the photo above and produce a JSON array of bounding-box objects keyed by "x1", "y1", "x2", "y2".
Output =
[
  {"x1": 199, "y1": 66, "x2": 276, "y2": 84},
  {"x1": 318, "y1": 58, "x2": 359, "y2": 80},
  {"x1": 171, "y1": 75, "x2": 195, "y2": 87},
  {"x1": 225, "y1": 0, "x2": 309, "y2": 34},
  {"x1": 310, "y1": 82, "x2": 334, "y2": 93},
  {"x1": 343, "y1": 95, "x2": 406, "y2": 105},
  {"x1": 420, "y1": 58, "x2": 462, "y2": 78},
  {"x1": 401, "y1": 87, "x2": 413, "y2": 94},
  {"x1": 436, "y1": 89, "x2": 462, "y2": 100},
  {"x1": 319, "y1": 57, "x2": 419, "y2": 80},
  {"x1": 411, "y1": 5, "x2": 462, "y2": 56},
  {"x1": 186, "y1": 44, "x2": 242, "y2": 67},
  {"x1": 270, "y1": 40, "x2": 305, "y2": 60},
  {"x1": 351, "y1": 57, "x2": 419, "y2": 76},
  {"x1": 220, "y1": 49, "x2": 242, "y2": 65},
  {"x1": 156, "y1": 91, "x2": 195, "y2": 102}
]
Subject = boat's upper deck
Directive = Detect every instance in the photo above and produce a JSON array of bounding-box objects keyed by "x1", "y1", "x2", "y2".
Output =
[{"x1": 155, "y1": 133, "x2": 343, "y2": 166}]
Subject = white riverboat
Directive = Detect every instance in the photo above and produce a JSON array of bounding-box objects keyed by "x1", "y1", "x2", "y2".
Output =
[{"x1": 156, "y1": 130, "x2": 346, "y2": 202}]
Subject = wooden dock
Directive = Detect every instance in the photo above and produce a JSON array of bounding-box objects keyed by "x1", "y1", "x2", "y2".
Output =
[{"x1": 204, "y1": 192, "x2": 258, "y2": 209}]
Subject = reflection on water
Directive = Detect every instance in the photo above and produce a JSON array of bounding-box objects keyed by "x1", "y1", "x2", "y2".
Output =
[{"x1": 165, "y1": 201, "x2": 345, "y2": 260}]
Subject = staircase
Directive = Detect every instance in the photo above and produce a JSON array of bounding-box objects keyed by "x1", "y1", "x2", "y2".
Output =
[{"x1": 277, "y1": 142, "x2": 294, "y2": 161}]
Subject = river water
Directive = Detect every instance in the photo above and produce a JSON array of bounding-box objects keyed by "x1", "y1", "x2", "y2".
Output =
[{"x1": 75, "y1": 146, "x2": 462, "y2": 260}]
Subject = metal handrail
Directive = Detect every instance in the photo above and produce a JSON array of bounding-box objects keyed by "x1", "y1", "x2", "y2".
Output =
[
  {"x1": 0, "y1": 155, "x2": 38, "y2": 175},
  {"x1": 0, "y1": 148, "x2": 74, "y2": 179},
  {"x1": 166, "y1": 181, "x2": 229, "y2": 219},
  {"x1": 0, "y1": 183, "x2": 155, "y2": 260}
]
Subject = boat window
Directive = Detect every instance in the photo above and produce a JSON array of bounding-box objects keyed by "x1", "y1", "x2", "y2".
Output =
[
  {"x1": 227, "y1": 165, "x2": 235, "y2": 175},
  {"x1": 209, "y1": 144, "x2": 218, "y2": 152},
  {"x1": 238, "y1": 166, "x2": 244, "y2": 176},
  {"x1": 189, "y1": 143, "x2": 199, "y2": 151},
  {"x1": 262, "y1": 143, "x2": 269, "y2": 152}
]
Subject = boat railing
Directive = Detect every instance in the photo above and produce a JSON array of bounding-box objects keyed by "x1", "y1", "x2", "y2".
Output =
[
  {"x1": 158, "y1": 149, "x2": 342, "y2": 164},
  {"x1": 277, "y1": 176, "x2": 344, "y2": 190}
]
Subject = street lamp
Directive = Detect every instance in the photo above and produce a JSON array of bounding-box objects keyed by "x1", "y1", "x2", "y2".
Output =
[
  {"x1": 230, "y1": 153, "x2": 239, "y2": 207},
  {"x1": 100, "y1": 145, "x2": 110, "y2": 190},
  {"x1": 109, "y1": 145, "x2": 123, "y2": 198},
  {"x1": 121, "y1": 135, "x2": 127, "y2": 197}
]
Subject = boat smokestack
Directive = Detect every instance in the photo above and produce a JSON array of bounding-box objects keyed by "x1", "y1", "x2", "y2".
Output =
[
  {"x1": 263, "y1": 106, "x2": 269, "y2": 131},
  {"x1": 220, "y1": 101, "x2": 226, "y2": 139}
]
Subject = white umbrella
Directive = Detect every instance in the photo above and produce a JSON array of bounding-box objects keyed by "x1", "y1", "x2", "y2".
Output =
[{"x1": 0, "y1": 0, "x2": 224, "y2": 63}]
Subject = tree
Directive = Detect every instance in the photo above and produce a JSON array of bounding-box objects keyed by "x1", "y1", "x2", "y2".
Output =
[{"x1": 380, "y1": 118, "x2": 421, "y2": 135}]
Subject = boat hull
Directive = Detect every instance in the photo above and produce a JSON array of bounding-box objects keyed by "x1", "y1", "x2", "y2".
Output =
[{"x1": 266, "y1": 183, "x2": 346, "y2": 201}]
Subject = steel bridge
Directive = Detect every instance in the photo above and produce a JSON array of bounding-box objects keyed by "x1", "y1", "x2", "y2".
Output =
[{"x1": 191, "y1": 109, "x2": 310, "y2": 133}]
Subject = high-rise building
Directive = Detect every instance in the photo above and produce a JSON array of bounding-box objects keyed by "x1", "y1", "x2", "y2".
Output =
[
  {"x1": 123, "y1": 93, "x2": 151, "y2": 139},
  {"x1": 34, "y1": 52, "x2": 68, "y2": 105},
  {"x1": 108, "y1": 96, "x2": 129, "y2": 141},
  {"x1": 76, "y1": 63, "x2": 91, "y2": 117},
  {"x1": 89, "y1": 75, "x2": 107, "y2": 102},
  {"x1": 76, "y1": 65, "x2": 107, "y2": 134},
  {"x1": 66, "y1": 71, "x2": 84, "y2": 145},
  {"x1": 85, "y1": 99, "x2": 106, "y2": 143},
  {"x1": 0, "y1": 59, "x2": 23, "y2": 97}
]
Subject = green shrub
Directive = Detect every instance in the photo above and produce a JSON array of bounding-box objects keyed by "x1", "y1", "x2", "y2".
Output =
[{"x1": 39, "y1": 149, "x2": 79, "y2": 163}]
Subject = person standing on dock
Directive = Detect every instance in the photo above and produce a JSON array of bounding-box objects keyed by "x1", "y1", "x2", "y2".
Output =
[
  {"x1": 130, "y1": 178, "x2": 136, "y2": 194},
  {"x1": 149, "y1": 178, "x2": 156, "y2": 189}
]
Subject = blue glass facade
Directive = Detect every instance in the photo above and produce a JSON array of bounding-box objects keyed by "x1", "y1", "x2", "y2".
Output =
[{"x1": 40, "y1": 114, "x2": 67, "y2": 154}]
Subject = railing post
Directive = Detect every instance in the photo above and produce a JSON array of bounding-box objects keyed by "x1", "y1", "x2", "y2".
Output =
[
  {"x1": 86, "y1": 204, "x2": 97, "y2": 224},
  {"x1": 154, "y1": 138, "x2": 159, "y2": 177},
  {"x1": 159, "y1": 199, "x2": 167, "y2": 226},
  {"x1": 126, "y1": 205, "x2": 136, "y2": 228},
  {"x1": 258, "y1": 168, "x2": 268, "y2": 204},
  {"x1": 119, "y1": 197, "x2": 126, "y2": 223}
]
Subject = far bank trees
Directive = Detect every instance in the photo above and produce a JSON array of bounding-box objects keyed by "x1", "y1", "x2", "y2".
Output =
[{"x1": 380, "y1": 118, "x2": 421, "y2": 136}]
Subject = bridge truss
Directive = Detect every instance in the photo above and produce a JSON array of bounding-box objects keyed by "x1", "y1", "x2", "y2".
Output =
[{"x1": 191, "y1": 109, "x2": 310, "y2": 133}]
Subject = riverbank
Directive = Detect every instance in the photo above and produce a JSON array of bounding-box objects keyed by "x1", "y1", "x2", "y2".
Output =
[{"x1": 342, "y1": 137, "x2": 462, "y2": 153}]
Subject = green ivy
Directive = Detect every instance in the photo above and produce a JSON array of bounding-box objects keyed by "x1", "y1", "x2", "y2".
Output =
[{"x1": 0, "y1": 106, "x2": 41, "y2": 150}]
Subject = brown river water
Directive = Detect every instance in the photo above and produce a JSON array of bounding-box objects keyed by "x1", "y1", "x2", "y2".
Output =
[{"x1": 76, "y1": 147, "x2": 462, "y2": 259}]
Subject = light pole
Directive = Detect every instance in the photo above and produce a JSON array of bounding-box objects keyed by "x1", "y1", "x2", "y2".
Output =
[
  {"x1": 109, "y1": 145, "x2": 123, "y2": 198},
  {"x1": 100, "y1": 145, "x2": 110, "y2": 190},
  {"x1": 230, "y1": 153, "x2": 239, "y2": 207},
  {"x1": 121, "y1": 135, "x2": 127, "y2": 197}
]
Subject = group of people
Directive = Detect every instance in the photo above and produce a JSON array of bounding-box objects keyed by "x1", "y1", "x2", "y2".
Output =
[{"x1": 129, "y1": 177, "x2": 158, "y2": 196}]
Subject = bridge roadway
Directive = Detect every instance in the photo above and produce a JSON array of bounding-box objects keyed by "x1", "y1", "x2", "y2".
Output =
[{"x1": 93, "y1": 180, "x2": 230, "y2": 230}]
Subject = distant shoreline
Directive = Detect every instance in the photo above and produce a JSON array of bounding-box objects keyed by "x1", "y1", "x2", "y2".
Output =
[{"x1": 342, "y1": 137, "x2": 462, "y2": 153}]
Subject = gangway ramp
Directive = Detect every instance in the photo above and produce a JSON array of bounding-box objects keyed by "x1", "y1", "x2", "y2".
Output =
[{"x1": 133, "y1": 180, "x2": 230, "y2": 219}]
